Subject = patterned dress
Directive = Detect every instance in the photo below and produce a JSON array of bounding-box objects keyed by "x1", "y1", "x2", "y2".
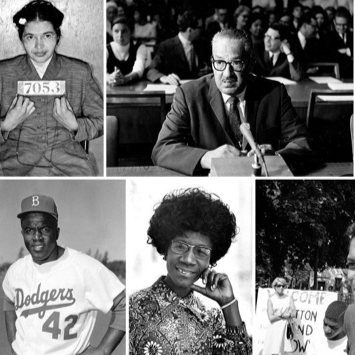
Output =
[{"x1": 129, "y1": 276, "x2": 252, "y2": 355}]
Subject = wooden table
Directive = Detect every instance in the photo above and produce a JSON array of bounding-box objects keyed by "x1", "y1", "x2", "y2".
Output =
[
  {"x1": 106, "y1": 161, "x2": 353, "y2": 177},
  {"x1": 106, "y1": 78, "x2": 342, "y2": 107}
]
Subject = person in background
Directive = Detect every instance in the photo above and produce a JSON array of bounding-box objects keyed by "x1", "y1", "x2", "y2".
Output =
[
  {"x1": 249, "y1": 13, "x2": 266, "y2": 48},
  {"x1": 327, "y1": 7, "x2": 353, "y2": 78},
  {"x1": 312, "y1": 6, "x2": 330, "y2": 40},
  {"x1": 262, "y1": 277, "x2": 296, "y2": 355},
  {"x1": 325, "y1": 6, "x2": 336, "y2": 32},
  {"x1": 132, "y1": 4, "x2": 156, "y2": 42},
  {"x1": 206, "y1": 3, "x2": 232, "y2": 42},
  {"x1": 319, "y1": 301, "x2": 348, "y2": 355},
  {"x1": 292, "y1": 3, "x2": 304, "y2": 33},
  {"x1": 253, "y1": 23, "x2": 304, "y2": 81},
  {"x1": 107, "y1": 17, "x2": 148, "y2": 86},
  {"x1": 106, "y1": 1, "x2": 118, "y2": 43},
  {"x1": 234, "y1": 5, "x2": 251, "y2": 31},
  {"x1": 291, "y1": 12, "x2": 324, "y2": 75},
  {"x1": 279, "y1": 10, "x2": 295, "y2": 35},
  {"x1": 267, "y1": 10, "x2": 277, "y2": 27},
  {"x1": 146, "y1": 10, "x2": 211, "y2": 86}
]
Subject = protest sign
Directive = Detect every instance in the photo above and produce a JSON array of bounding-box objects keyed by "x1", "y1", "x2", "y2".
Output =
[{"x1": 255, "y1": 288, "x2": 338, "y2": 354}]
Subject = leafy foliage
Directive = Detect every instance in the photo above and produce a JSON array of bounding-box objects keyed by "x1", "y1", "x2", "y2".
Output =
[{"x1": 256, "y1": 180, "x2": 355, "y2": 286}]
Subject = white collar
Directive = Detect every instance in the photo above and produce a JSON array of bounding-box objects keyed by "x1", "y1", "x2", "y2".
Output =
[
  {"x1": 221, "y1": 85, "x2": 247, "y2": 104},
  {"x1": 178, "y1": 32, "x2": 192, "y2": 47},
  {"x1": 30, "y1": 56, "x2": 53, "y2": 78},
  {"x1": 298, "y1": 31, "x2": 306, "y2": 46}
]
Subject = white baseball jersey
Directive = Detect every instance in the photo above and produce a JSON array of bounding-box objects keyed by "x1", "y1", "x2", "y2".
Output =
[{"x1": 2, "y1": 247, "x2": 125, "y2": 355}]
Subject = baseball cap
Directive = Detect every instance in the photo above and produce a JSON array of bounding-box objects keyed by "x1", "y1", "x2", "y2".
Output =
[{"x1": 17, "y1": 195, "x2": 58, "y2": 220}]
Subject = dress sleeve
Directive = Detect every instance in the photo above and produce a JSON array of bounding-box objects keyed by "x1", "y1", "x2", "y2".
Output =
[
  {"x1": 132, "y1": 44, "x2": 148, "y2": 78},
  {"x1": 211, "y1": 307, "x2": 252, "y2": 355},
  {"x1": 74, "y1": 63, "x2": 103, "y2": 142}
]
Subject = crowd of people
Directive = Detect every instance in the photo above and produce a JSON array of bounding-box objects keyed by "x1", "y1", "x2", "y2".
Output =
[{"x1": 106, "y1": 0, "x2": 353, "y2": 86}]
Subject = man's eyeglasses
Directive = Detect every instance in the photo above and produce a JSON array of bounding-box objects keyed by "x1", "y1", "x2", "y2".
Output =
[
  {"x1": 171, "y1": 240, "x2": 212, "y2": 260},
  {"x1": 23, "y1": 33, "x2": 57, "y2": 44},
  {"x1": 264, "y1": 34, "x2": 280, "y2": 41},
  {"x1": 211, "y1": 57, "x2": 245, "y2": 72},
  {"x1": 275, "y1": 284, "x2": 286, "y2": 288}
]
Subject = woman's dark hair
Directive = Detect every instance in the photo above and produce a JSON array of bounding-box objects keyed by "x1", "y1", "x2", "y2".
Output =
[
  {"x1": 112, "y1": 16, "x2": 135, "y2": 33},
  {"x1": 147, "y1": 188, "x2": 237, "y2": 265},
  {"x1": 13, "y1": 0, "x2": 64, "y2": 41}
]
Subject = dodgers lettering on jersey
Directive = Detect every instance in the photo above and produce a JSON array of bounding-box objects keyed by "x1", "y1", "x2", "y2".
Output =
[
  {"x1": 2, "y1": 247, "x2": 125, "y2": 355},
  {"x1": 15, "y1": 284, "x2": 75, "y2": 318}
]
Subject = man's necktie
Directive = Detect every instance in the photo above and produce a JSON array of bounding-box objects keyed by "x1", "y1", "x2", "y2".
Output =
[
  {"x1": 189, "y1": 45, "x2": 197, "y2": 74},
  {"x1": 227, "y1": 96, "x2": 242, "y2": 148},
  {"x1": 268, "y1": 54, "x2": 274, "y2": 72}
]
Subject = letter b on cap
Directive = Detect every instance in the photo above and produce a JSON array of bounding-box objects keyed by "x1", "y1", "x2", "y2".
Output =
[{"x1": 32, "y1": 196, "x2": 40, "y2": 207}]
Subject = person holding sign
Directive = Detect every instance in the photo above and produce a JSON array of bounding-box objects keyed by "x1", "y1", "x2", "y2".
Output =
[
  {"x1": 262, "y1": 277, "x2": 296, "y2": 355},
  {"x1": 129, "y1": 188, "x2": 252, "y2": 355},
  {"x1": 0, "y1": 0, "x2": 103, "y2": 176}
]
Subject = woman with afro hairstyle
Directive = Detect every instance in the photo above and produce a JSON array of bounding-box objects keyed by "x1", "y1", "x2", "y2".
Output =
[{"x1": 129, "y1": 188, "x2": 251, "y2": 355}]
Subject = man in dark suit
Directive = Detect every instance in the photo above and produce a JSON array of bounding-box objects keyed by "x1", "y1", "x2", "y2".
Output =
[
  {"x1": 206, "y1": 3, "x2": 232, "y2": 42},
  {"x1": 290, "y1": 13, "x2": 324, "y2": 74},
  {"x1": 146, "y1": 10, "x2": 211, "y2": 86},
  {"x1": 152, "y1": 29, "x2": 312, "y2": 176},
  {"x1": 253, "y1": 23, "x2": 304, "y2": 81},
  {"x1": 327, "y1": 7, "x2": 353, "y2": 79}
]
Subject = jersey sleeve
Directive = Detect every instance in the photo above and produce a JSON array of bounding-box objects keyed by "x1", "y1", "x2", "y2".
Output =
[
  {"x1": 83, "y1": 261, "x2": 125, "y2": 314},
  {"x1": 2, "y1": 266, "x2": 15, "y2": 304}
]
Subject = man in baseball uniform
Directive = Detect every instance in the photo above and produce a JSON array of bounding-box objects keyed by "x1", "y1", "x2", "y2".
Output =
[{"x1": 2, "y1": 194, "x2": 126, "y2": 355}]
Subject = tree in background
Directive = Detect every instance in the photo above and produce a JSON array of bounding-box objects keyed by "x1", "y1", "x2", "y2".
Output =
[{"x1": 256, "y1": 180, "x2": 355, "y2": 289}]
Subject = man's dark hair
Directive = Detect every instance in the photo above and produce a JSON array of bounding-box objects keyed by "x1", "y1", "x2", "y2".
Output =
[
  {"x1": 269, "y1": 23, "x2": 290, "y2": 41},
  {"x1": 298, "y1": 12, "x2": 316, "y2": 29},
  {"x1": 212, "y1": 29, "x2": 255, "y2": 69},
  {"x1": 177, "y1": 10, "x2": 199, "y2": 32},
  {"x1": 335, "y1": 6, "x2": 350, "y2": 21}
]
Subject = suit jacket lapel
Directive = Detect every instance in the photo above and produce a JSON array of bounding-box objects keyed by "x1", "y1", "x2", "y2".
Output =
[
  {"x1": 208, "y1": 77, "x2": 234, "y2": 146},
  {"x1": 173, "y1": 36, "x2": 189, "y2": 69},
  {"x1": 43, "y1": 52, "x2": 61, "y2": 80},
  {"x1": 20, "y1": 56, "x2": 41, "y2": 80}
]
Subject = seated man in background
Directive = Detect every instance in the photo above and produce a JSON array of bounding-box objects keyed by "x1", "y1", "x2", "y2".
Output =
[
  {"x1": 152, "y1": 29, "x2": 313, "y2": 176},
  {"x1": 291, "y1": 12, "x2": 325, "y2": 75},
  {"x1": 253, "y1": 23, "x2": 304, "y2": 81},
  {"x1": 326, "y1": 7, "x2": 353, "y2": 79},
  {"x1": 146, "y1": 10, "x2": 211, "y2": 86},
  {"x1": 206, "y1": 2, "x2": 232, "y2": 42}
]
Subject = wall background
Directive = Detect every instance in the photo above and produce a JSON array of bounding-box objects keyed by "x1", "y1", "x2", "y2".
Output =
[{"x1": 0, "y1": 0, "x2": 104, "y2": 90}]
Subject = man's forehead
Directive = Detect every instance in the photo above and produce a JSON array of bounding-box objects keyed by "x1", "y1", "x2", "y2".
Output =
[
  {"x1": 213, "y1": 38, "x2": 243, "y2": 52},
  {"x1": 21, "y1": 212, "x2": 56, "y2": 224}
]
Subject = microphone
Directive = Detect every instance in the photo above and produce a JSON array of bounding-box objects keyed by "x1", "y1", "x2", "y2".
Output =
[{"x1": 240, "y1": 123, "x2": 269, "y2": 177}]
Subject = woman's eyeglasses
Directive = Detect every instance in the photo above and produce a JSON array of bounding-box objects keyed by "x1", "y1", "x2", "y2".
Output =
[
  {"x1": 275, "y1": 284, "x2": 286, "y2": 288},
  {"x1": 171, "y1": 241, "x2": 211, "y2": 260}
]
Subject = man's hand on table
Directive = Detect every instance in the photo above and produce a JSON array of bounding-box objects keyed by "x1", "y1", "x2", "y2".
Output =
[
  {"x1": 200, "y1": 144, "x2": 242, "y2": 169},
  {"x1": 160, "y1": 73, "x2": 181, "y2": 86}
]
